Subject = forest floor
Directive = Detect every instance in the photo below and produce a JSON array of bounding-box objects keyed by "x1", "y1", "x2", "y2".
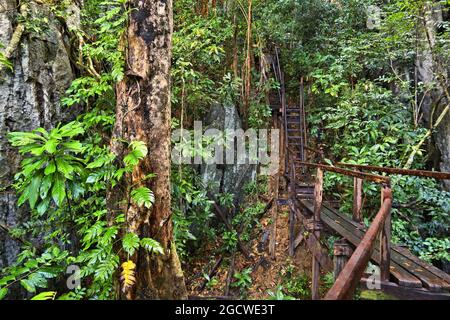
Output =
[{"x1": 183, "y1": 176, "x2": 333, "y2": 299}]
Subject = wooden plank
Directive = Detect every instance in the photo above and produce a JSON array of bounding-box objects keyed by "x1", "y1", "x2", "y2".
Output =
[
  {"x1": 394, "y1": 246, "x2": 450, "y2": 285},
  {"x1": 359, "y1": 278, "x2": 450, "y2": 300},
  {"x1": 388, "y1": 249, "x2": 449, "y2": 292}
]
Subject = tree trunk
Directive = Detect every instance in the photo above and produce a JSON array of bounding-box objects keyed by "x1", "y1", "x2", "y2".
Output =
[{"x1": 108, "y1": 0, "x2": 187, "y2": 300}]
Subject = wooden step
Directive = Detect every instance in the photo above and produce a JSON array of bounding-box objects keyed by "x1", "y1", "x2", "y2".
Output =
[
  {"x1": 296, "y1": 190, "x2": 314, "y2": 195},
  {"x1": 394, "y1": 246, "x2": 450, "y2": 285},
  {"x1": 276, "y1": 198, "x2": 289, "y2": 206},
  {"x1": 297, "y1": 194, "x2": 314, "y2": 199},
  {"x1": 289, "y1": 142, "x2": 302, "y2": 148}
]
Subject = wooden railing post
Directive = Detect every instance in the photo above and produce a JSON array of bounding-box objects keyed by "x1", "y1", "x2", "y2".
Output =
[
  {"x1": 313, "y1": 167, "x2": 323, "y2": 220},
  {"x1": 352, "y1": 176, "x2": 363, "y2": 222},
  {"x1": 288, "y1": 161, "x2": 296, "y2": 257},
  {"x1": 380, "y1": 184, "x2": 392, "y2": 281},
  {"x1": 333, "y1": 239, "x2": 352, "y2": 280},
  {"x1": 311, "y1": 167, "x2": 323, "y2": 300}
]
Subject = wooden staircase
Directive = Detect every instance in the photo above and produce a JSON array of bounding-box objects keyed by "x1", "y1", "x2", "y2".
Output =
[{"x1": 268, "y1": 47, "x2": 450, "y2": 300}]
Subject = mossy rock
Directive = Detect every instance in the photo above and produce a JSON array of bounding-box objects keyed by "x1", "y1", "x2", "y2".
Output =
[{"x1": 360, "y1": 290, "x2": 398, "y2": 300}]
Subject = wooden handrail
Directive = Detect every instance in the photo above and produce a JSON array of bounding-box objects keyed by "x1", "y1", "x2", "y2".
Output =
[
  {"x1": 325, "y1": 186, "x2": 393, "y2": 300},
  {"x1": 338, "y1": 162, "x2": 450, "y2": 180},
  {"x1": 295, "y1": 161, "x2": 390, "y2": 184},
  {"x1": 286, "y1": 147, "x2": 390, "y2": 184},
  {"x1": 304, "y1": 145, "x2": 323, "y2": 155}
]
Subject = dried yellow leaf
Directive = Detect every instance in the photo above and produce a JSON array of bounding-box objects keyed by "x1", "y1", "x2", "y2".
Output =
[{"x1": 120, "y1": 260, "x2": 136, "y2": 292}]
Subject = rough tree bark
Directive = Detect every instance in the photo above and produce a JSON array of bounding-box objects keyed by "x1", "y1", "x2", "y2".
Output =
[{"x1": 107, "y1": 0, "x2": 187, "y2": 300}]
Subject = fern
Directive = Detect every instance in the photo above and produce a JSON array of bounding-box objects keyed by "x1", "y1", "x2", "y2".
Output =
[
  {"x1": 140, "y1": 238, "x2": 164, "y2": 255},
  {"x1": 0, "y1": 50, "x2": 13, "y2": 71},
  {"x1": 131, "y1": 187, "x2": 154, "y2": 209},
  {"x1": 122, "y1": 232, "x2": 140, "y2": 255},
  {"x1": 120, "y1": 260, "x2": 136, "y2": 293},
  {"x1": 123, "y1": 140, "x2": 148, "y2": 167}
]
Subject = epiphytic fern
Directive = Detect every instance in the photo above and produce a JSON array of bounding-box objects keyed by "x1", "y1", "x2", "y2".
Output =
[{"x1": 120, "y1": 260, "x2": 136, "y2": 293}]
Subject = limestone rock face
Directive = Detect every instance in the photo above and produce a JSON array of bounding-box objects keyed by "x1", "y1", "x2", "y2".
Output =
[
  {"x1": 0, "y1": 1, "x2": 73, "y2": 269},
  {"x1": 415, "y1": 3, "x2": 449, "y2": 190},
  {"x1": 200, "y1": 103, "x2": 257, "y2": 207},
  {"x1": 435, "y1": 112, "x2": 450, "y2": 190}
]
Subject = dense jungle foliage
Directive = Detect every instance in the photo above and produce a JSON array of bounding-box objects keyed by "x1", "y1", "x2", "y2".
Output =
[{"x1": 0, "y1": 0, "x2": 449, "y2": 300}]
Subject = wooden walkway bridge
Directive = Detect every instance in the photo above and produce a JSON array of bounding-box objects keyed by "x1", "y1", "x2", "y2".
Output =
[{"x1": 268, "y1": 48, "x2": 450, "y2": 300}]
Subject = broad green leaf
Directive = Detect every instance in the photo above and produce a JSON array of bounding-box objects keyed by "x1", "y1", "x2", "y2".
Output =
[
  {"x1": 24, "y1": 260, "x2": 39, "y2": 269},
  {"x1": 44, "y1": 139, "x2": 58, "y2": 154},
  {"x1": 7, "y1": 131, "x2": 45, "y2": 146},
  {"x1": 21, "y1": 158, "x2": 45, "y2": 178},
  {"x1": 27, "y1": 272, "x2": 47, "y2": 289},
  {"x1": 86, "y1": 173, "x2": 99, "y2": 184},
  {"x1": 33, "y1": 128, "x2": 50, "y2": 139},
  {"x1": 17, "y1": 184, "x2": 30, "y2": 207},
  {"x1": 40, "y1": 174, "x2": 52, "y2": 199},
  {"x1": 20, "y1": 279, "x2": 36, "y2": 293},
  {"x1": 57, "y1": 121, "x2": 85, "y2": 138},
  {"x1": 69, "y1": 182, "x2": 85, "y2": 199},
  {"x1": 29, "y1": 175, "x2": 42, "y2": 209},
  {"x1": 30, "y1": 146, "x2": 45, "y2": 156},
  {"x1": 0, "y1": 288, "x2": 7, "y2": 300},
  {"x1": 30, "y1": 291, "x2": 56, "y2": 300},
  {"x1": 55, "y1": 157, "x2": 74, "y2": 178},
  {"x1": 36, "y1": 197, "x2": 50, "y2": 216},
  {"x1": 123, "y1": 150, "x2": 140, "y2": 167},
  {"x1": 0, "y1": 275, "x2": 15, "y2": 286},
  {"x1": 44, "y1": 161, "x2": 56, "y2": 175},
  {"x1": 86, "y1": 156, "x2": 109, "y2": 169},
  {"x1": 61, "y1": 141, "x2": 83, "y2": 153},
  {"x1": 51, "y1": 173, "x2": 66, "y2": 206}
]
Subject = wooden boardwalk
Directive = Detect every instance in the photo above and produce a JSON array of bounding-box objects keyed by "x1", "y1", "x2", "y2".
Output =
[
  {"x1": 300, "y1": 199, "x2": 450, "y2": 298},
  {"x1": 269, "y1": 48, "x2": 450, "y2": 299}
]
